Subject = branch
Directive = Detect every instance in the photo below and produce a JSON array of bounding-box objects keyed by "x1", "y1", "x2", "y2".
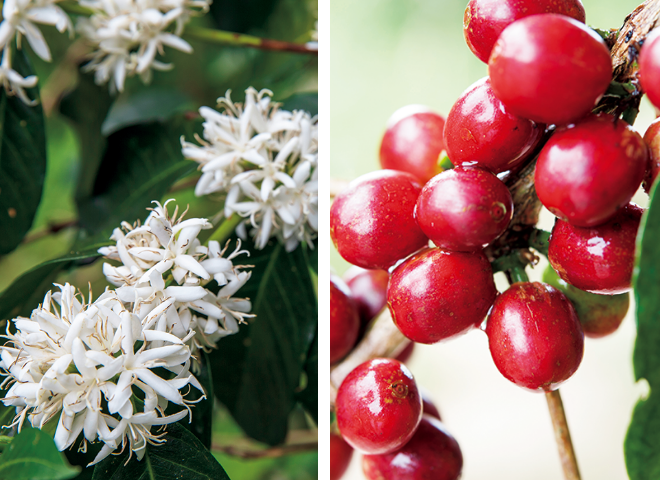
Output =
[
  {"x1": 546, "y1": 390, "x2": 581, "y2": 480},
  {"x1": 21, "y1": 219, "x2": 78, "y2": 245},
  {"x1": 184, "y1": 27, "x2": 318, "y2": 55},
  {"x1": 211, "y1": 441, "x2": 318, "y2": 459}
]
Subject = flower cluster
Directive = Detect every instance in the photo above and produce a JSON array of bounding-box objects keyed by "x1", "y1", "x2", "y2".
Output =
[
  {"x1": 98, "y1": 200, "x2": 253, "y2": 353},
  {"x1": 76, "y1": 0, "x2": 210, "y2": 91},
  {"x1": 181, "y1": 87, "x2": 319, "y2": 251},
  {"x1": 0, "y1": 201, "x2": 253, "y2": 463}
]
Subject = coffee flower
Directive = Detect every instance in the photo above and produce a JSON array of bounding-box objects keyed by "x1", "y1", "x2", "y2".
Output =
[
  {"x1": 182, "y1": 87, "x2": 319, "y2": 251},
  {"x1": 76, "y1": 0, "x2": 210, "y2": 91},
  {"x1": 0, "y1": 284, "x2": 202, "y2": 464},
  {"x1": 0, "y1": 46, "x2": 38, "y2": 105}
]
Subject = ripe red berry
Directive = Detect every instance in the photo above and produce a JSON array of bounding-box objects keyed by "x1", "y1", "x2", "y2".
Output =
[
  {"x1": 643, "y1": 117, "x2": 660, "y2": 194},
  {"x1": 336, "y1": 358, "x2": 423, "y2": 455},
  {"x1": 486, "y1": 282, "x2": 584, "y2": 391},
  {"x1": 343, "y1": 266, "x2": 390, "y2": 325},
  {"x1": 639, "y1": 30, "x2": 660, "y2": 110},
  {"x1": 331, "y1": 170, "x2": 429, "y2": 270},
  {"x1": 415, "y1": 167, "x2": 513, "y2": 251},
  {"x1": 388, "y1": 247, "x2": 497, "y2": 344},
  {"x1": 535, "y1": 114, "x2": 647, "y2": 227},
  {"x1": 464, "y1": 0, "x2": 586, "y2": 63},
  {"x1": 444, "y1": 77, "x2": 544, "y2": 174},
  {"x1": 362, "y1": 415, "x2": 463, "y2": 480},
  {"x1": 488, "y1": 14, "x2": 611, "y2": 126},
  {"x1": 331, "y1": 276, "x2": 361, "y2": 365},
  {"x1": 548, "y1": 203, "x2": 643, "y2": 295},
  {"x1": 379, "y1": 106, "x2": 446, "y2": 183},
  {"x1": 542, "y1": 265, "x2": 630, "y2": 338},
  {"x1": 330, "y1": 433, "x2": 354, "y2": 480}
]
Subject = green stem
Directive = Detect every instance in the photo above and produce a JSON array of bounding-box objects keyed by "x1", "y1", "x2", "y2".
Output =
[
  {"x1": 207, "y1": 215, "x2": 242, "y2": 245},
  {"x1": 509, "y1": 264, "x2": 530, "y2": 284},
  {"x1": 183, "y1": 26, "x2": 318, "y2": 55},
  {"x1": 529, "y1": 228, "x2": 551, "y2": 257}
]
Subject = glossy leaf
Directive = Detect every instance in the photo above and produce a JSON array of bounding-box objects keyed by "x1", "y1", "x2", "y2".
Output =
[
  {"x1": 0, "y1": 48, "x2": 47, "y2": 254},
  {"x1": 182, "y1": 351, "x2": 214, "y2": 448},
  {"x1": 0, "y1": 426, "x2": 80, "y2": 479},
  {"x1": 282, "y1": 92, "x2": 318, "y2": 117},
  {"x1": 91, "y1": 423, "x2": 230, "y2": 480},
  {"x1": 210, "y1": 239, "x2": 317, "y2": 445},
  {"x1": 0, "y1": 246, "x2": 107, "y2": 320},
  {"x1": 295, "y1": 329, "x2": 318, "y2": 424},
  {"x1": 626, "y1": 180, "x2": 660, "y2": 478}
]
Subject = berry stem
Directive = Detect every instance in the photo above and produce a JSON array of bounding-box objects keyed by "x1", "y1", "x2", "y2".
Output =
[
  {"x1": 184, "y1": 26, "x2": 318, "y2": 55},
  {"x1": 545, "y1": 389, "x2": 582, "y2": 480},
  {"x1": 508, "y1": 264, "x2": 529, "y2": 284},
  {"x1": 529, "y1": 228, "x2": 551, "y2": 256}
]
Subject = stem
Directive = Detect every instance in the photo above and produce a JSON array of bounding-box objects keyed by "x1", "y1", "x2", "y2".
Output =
[
  {"x1": 184, "y1": 26, "x2": 318, "y2": 55},
  {"x1": 546, "y1": 390, "x2": 582, "y2": 480},
  {"x1": 509, "y1": 264, "x2": 529, "y2": 284},
  {"x1": 529, "y1": 228, "x2": 551, "y2": 257},
  {"x1": 206, "y1": 215, "x2": 242, "y2": 245}
]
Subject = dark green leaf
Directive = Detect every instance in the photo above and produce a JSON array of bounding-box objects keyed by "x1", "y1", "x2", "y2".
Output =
[
  {"x1": 0, "y1": 426, "x2": 80, "y2": 479},
  {"x1": 76, "y1": 117, "x2": 198, "y2": 240},
  {"x1": 101, "y1": 88, "x2": 195, "y2": 136},
  {"x1": 295, "y1": 329, "x2": 317, "y2": 424},
  {"x1": 210, "y1": 239, "x2": 317, "y2": 445},
  {"x1": 0, "y1": 246, "x2": 107, "y2": 320},
  {"x1": 0, "y1": 48, "x2": 46, "y2": 255},
  {"x1": 182, "y1": 351, "x2": 214, "y2": 448},
  {"x1": 91, "y1": 423, "x2": 230, "y2": 480},
  {"x1": 281, "y1": 92, "x2": 317, "y2": 116},
  {"x1": 59, "y1": 72, "x2": 113, "y2": 202},
  {"x1": 208, "y1": 0, "x2": 278, "y2": 33},
  {"x1": 626, "y1": 181, "x2": 660, "y2": 478}
]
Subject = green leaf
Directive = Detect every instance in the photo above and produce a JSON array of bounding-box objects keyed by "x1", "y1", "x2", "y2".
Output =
[
  {"x1": 76, "y1": 118, "x2": 198, "y2": 241},
  {"x1": 295, "y1": 329, "x2": 317, "y2": 424},
  {"x1": 91, "y1": 423, "x2": 230, "y2": 480},
  {"x1": 0, "y1": 246, "x2": 107, "y2": 320},
  {"x1": 0, "y1": 48, "x2": 47, "y2": 255},
  {"x1": 210, "y1": 239, "x2": 317, "y2": 445},
  {"x1": 182, "y1": 351, "x2": 214, "y2": 448},
  {"x1": 625, "y1": 181, "x2": 660, "y2": 478},
  {"x1": 0, "y1": 426, "x2": 80, "y2": 479},
  {"x1": 281, "y1": 92, "x2": 318, "y2": 116}
]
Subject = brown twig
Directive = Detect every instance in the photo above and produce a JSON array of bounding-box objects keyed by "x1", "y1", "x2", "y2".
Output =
[
  {"x1": 546, "y1": 390, "x2": 581, "y2": 480},
  {"x1": 211, "y1": 441, "x2": 318, "y2": 459}
]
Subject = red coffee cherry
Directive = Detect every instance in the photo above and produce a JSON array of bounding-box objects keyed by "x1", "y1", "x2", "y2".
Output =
[
  {"x1": 343, "y1": 266, "x2": 390, "y2": 325},
  {"x1": 415, "y1": 167, "x2": 513, "y2": 251},
  {"x1": 388, "y1": 247, "x2": 497, "y2": 344},
  {"x1": 542, "y1": 265, "x2": 630, "y2": 338},
  {"x1": 336, "y1": 358, "x2": 423, "y2": 455},
  {"x1": 379, "y1": 106, "x2": 446, "y2": 183},
  {"x1": 486, "y1": 282, "x2": 584, "y2": 391},
  {"x1": 362, "y1": 415, "x2": 463, "y2": 480},
  {"x1": 330, "y1": 275, "x2": 360, "y2": 365},
  {"x1": 643, "y1": 117, "x2": 660, "y2": 194},
  {"x1": 535, "y1": 114, "x2": 647, "y2": 227},
  {"x1": 548, "y1": 203, "x2": 643, "y2": 295},
  {"x1": 330, "y1": 433, "x2": 354, "y2": 480},
  {"x1": 331, "y1": 170, "x2": 429, "y2": 270},
  {"x1": 639, "y1": 29, "x2": 660, "y2": 110},
  {"x1": 444, "y1": 77, "x2": 544, "y2": 174},
  {"x1": 464, "y1": 0, "x2": 586, "y2": 63},
  {"x1": 488, "y1": 14, "x2": 611, "y2": 126}
]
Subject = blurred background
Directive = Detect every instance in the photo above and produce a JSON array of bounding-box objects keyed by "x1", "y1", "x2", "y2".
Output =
[
  {"x1": 330, "y1": 0, "x2": 652, "y2": 479},
  {"x1": 0, "y1": 0, "x2": 318, "y2": 478}
]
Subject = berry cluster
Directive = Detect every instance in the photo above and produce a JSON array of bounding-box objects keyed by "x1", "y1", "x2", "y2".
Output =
[{"x1": 330, "y1": 0, "x2": 660, "y2": 477}]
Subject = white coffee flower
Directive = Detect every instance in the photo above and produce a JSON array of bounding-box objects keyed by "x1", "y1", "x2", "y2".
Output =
[
  {"x1": 0, "y1": 284, "x2": 203, "y2": 464},
  {"x1": 0, "y1": 45, "x2": 37, "y2": 105},
  {"x1": 0, "y1": 0, "x2": 72, "y2": 62},
  {"x1": 77, "y1": 0, "x2": 210, "y2": 91},
  {"x1": 182, "y1": 87, "x2": 319, "y2": 251}
]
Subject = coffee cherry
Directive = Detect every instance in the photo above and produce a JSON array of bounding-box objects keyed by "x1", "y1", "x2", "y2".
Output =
[
  {"x1": 331, "y1": 433, "x2": 354, "y2": 480},
  {"x1": 548, "y1": 203, "x2": 643, "y2": 295},
  {"x1": 379, "y1": 106, "x2": 446, "y2": 183},
  {"x1": 542, "y1": 265, "x2": 630, "y2": 338},
  {"x1": 331, "y1": 276, "x2": 361, "y2": 365},
  {"x1": 535, "y1": 114, "x2": 647, "y2": 227},
  {"x1": 336, "y1": 358, "x2": 423, "y2": 455},
  {"x1": 388, "y1": 247, "x2": 497, "y2": 344},
  {"x1": 415, "y1": 167, "x2": 513, "y2": 251},
  {"x1": 643, "y1": 117, "x2": 660, "y2": 194},
  {"x1": 639, "y1": 29, "x2": 660, "y2": 110},
  {"x1": 444, "y1": 77, "x2": 544, "y2": 174},
  {"x1": 486, "y1": 282, "x2": 584, "y2": 391},
  {"x1": 331, "y1": 170, "x2": 429, "y2": 270},
  {"x1": 362, "y1": 415, "x2": 463, "y2": 480},
  {"x1": 343, "y1": 266, "x2": 389, "y2": 325},
  {"x1": 488, "y1": 14, "x2": 611, "y2": 126},
  {"x1": 464, "y1": 0, "x2": 585, "y2": 63}
]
